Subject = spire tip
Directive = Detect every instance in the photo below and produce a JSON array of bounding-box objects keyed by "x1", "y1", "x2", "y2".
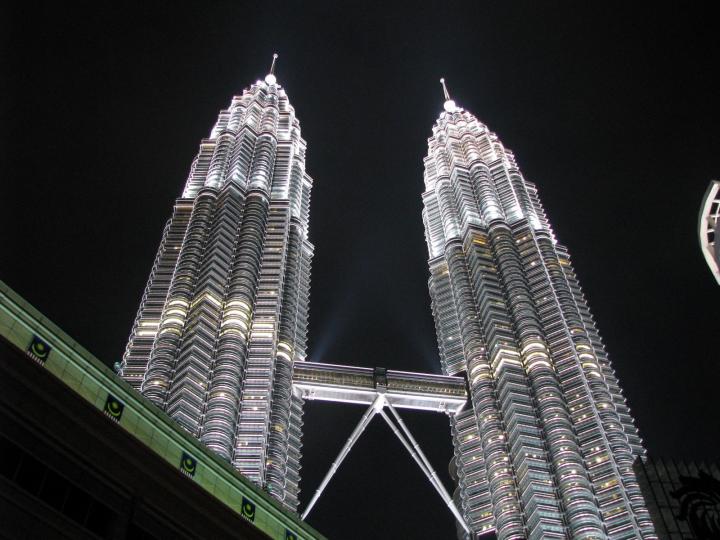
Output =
[
  {"x1": 270, "y1": 53, "x2": 278, "y2": 74},
  {"x1": 440, "y1": 77, "x2": 450, "y2": 100},
  {"x1": 265, "y1": 53, "x2": 279, "y2": 85},
  {"x1": 440, "y1": 77, "x2": 457, "y2": 112}
]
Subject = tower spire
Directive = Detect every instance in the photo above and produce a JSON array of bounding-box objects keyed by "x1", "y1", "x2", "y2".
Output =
[
  {"x1": 439, "y1": 77, "x2": 457, "y2": 113},
  {"x1": 440, "y1": 77, "x2": 450, "y2": 100},
  {"x1": 265, "y1": 53, "x2": 279, "y2": 85}
]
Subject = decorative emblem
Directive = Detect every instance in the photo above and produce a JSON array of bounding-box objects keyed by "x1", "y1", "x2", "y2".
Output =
[
  {"x1": 241, "y1": 496, "x2": 256, "y2": 522},
  {"x1": 671, "y1": 471, "x2": 720, "y2": 539},
  {"x1": 180, "y1": 452, "x2": 197, "y2": 477},
  {"x1": 27, "y1": 335, "x2": 51, "y2": 363},
  {"x1": 103, "y1": 394, "x2": 124, "y2": 422}
]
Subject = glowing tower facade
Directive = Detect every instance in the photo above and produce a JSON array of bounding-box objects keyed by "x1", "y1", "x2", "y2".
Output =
[
  {"x1": 422, "y1": 84, "x2": 655, "y2": 539},
  {"x1": 119, "y1": 60, "x2": 312, "y2": 510}
]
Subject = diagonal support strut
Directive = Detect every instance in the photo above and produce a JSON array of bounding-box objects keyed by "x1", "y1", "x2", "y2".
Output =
[
  {"x1": 301, "y1": 395, "x2": 469, "y2": 534},
  {"x1": 301, "y1": 395, "x2": 384, "y2": 520},
  {"x1": 379, "y1": 405, "x2": 469, "y2": 533}
]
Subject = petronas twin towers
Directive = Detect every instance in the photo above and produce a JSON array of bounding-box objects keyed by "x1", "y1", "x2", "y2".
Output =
[{"x1": 118, "y1": 59, "x2": 656, "y2": 539}]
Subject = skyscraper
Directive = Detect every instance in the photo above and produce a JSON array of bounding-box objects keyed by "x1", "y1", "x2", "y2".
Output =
[
  {"x1": 699, "y1": 180, "x2": 720, "y2": 285},
  {"x1": 119, "y1": 57, "x2": 313, "y2": 511},
  {"x1": 422, "y1": 81, "x2": 656, "y2": 539}
]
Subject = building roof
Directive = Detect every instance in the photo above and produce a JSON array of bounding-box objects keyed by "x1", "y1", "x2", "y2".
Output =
[{"x1": 0, "y1": 279, "x2": 325, "y2": 540}]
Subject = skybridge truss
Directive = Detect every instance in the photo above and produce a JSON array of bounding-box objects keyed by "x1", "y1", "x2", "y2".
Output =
[{"x1": 291, "y1": 362, "x2": 470, "y2": 532}]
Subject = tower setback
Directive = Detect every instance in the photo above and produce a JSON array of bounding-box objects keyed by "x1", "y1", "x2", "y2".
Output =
[
  {"x1": 119, "y1": 61, "x2": 312, "y2": 511},
  {"x1": 422, "y1": 86, "x2": 656, "y2": 539}
]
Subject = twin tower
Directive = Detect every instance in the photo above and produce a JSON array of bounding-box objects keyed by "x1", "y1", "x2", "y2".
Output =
[{"x1": 118, "y1": 60, "x2": 656, "y2": 539}]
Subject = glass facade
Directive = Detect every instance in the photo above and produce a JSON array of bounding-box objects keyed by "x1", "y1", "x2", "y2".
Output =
[
  {"x1": 119, "y1": 70, "x2": 313, "y2": 511},
  {"x1": 422, "y1": 94, "x2": 656, "y2": 539}
]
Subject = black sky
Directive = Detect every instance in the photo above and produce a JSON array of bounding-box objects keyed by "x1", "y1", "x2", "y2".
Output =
[{"x1": 2, "y1": 2, "x2": 719, "y2": 538}]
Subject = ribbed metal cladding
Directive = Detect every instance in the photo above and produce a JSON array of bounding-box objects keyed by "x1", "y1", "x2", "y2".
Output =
[
  {"x1": 119, "y1": 75, "x2": 313, "y2": 511},
  {"x1": 422, "y1": 102, "x2": 656, "y2": 539}
]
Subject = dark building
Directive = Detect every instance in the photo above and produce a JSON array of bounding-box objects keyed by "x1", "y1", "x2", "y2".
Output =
[
  {"x1": 0, "y1": 281, "x2": 324, "y2": 540},
  {"x1": 635, "y1": 457, "x2": 720, "y2": 539}
]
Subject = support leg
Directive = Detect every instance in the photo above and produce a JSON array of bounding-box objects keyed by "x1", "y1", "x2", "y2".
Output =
[
  {"x1": 382, "y1": 405, "x2": 469, "y2": 533},
  {"x1": 301, "y1": 395, "x2": 383, "y2": 520}
]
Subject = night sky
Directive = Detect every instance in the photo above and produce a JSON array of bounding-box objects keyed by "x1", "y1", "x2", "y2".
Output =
[{"x1": 3, "y1": 2, "x2": 719, "y2": 538}]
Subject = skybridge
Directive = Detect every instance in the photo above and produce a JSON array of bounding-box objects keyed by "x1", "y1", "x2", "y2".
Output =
[
  {"x1": 292, "y1": 361, "x2": 468, "y2": 413},
  {"x1": 292, "y1": 362, "x2": 470, "y2": 532}
]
